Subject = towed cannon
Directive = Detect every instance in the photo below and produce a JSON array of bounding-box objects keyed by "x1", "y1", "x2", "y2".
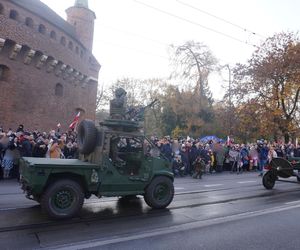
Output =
[{"x1": 262, "y1": 157, "x2": 300, "y2": 189}]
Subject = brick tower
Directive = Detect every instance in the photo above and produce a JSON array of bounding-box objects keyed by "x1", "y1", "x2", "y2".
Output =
[{"x1": 66, "y1": 0, "x2": 96, "y2": 52}]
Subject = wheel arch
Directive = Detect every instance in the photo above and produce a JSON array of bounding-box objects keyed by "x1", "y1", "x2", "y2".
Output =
[
  {"x1": 45, "y1": 172, "x2": 89, "y2": 198},
  {"x1": 145, "y1": 172, "x2": 174, "y2": 191},
  {"x1": 152, "y1": 171, "x2": 174, "y2": 182}
]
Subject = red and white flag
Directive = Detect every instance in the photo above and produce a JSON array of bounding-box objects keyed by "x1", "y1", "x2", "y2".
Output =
[
  {"x1": 227, "y1": 136, "x2": 231, "y2": 145},
  {"x1": 69, "y1": 112, "x2": 80, "y2": 130}
]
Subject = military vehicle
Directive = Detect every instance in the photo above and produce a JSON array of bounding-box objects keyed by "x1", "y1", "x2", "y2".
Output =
[{"x1": 20, "y1": 88, "x2": 174, "y2": 219}]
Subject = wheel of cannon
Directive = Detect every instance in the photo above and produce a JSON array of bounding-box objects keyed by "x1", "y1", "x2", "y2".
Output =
[
  {"x1": 270, "y1": 158, "x2": 293, "y2": 178},
  {"x1": 262, "y1": 171, "x2": 276, "y2": 190}
]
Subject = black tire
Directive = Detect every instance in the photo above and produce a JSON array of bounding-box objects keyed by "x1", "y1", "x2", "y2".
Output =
[
  {"x1": 262, "y1": 171, "x2": 276, "y2": 190},
  {"x1": 41, "y1": 179, "x2": 84, "y2": 219},
  {"x1": 77, "y1": 119, "x2": 97, "y2": 154},
  {"x1": 144, "y1": 176, "x2": 174, "y2": 209}
]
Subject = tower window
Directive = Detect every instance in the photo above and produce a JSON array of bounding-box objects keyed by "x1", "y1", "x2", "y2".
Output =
[
  {"x1": 75, "y1": 46, "x2": 79, "y2": 54},
  {"x1": 68, "y1": 41, "x2": 73, "y2": 50},
  {"x1": 60, "y1": 36, "x2": 66, "y2": 46},
  {"x1": 55, "y1": 83, "x2": 63, "y2": 97},
  {"x1": 25, "y1": 17, "x2": 34, "y2": 28},
  {"x1": 9, "y1": 10, "x2": 19, "y2": 20},
  {"x1": 0, "y1": 65, "x2": 10, "y2": 81},
  {"x1": 38, "y1": 24, "x2": 46, "y2": 34},
  {"x1": 50, "y1": 31, "x2": 56, "y2": 40},
  {"x1": 0, "y1": 4, "x2": 4, "y2": 15}
]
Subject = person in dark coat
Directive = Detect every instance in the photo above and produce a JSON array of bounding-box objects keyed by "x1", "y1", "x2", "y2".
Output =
[
  {"x1": 180, "y1": 145, "x2": 190, "y2": 175},
  {"x1": 32, "y1": 138, "x2": 48, "y2": 158},
  {"x1": 63, "y1": 140, "x2": 76, "y2": 159},
  {"x1": 20, "y1": 132, "x2": 33, "y2": 157},
  {"x1": 257, "y1": 142, "x2": 269, "y2": 176},
  {"x1": 189, "y1": 142, "x2": 199, "y2": 172},
  {"x1": 161, "y1": 138, "x2": 173, "y2": 162},
  {"x1": 16, "y1": 124, "x2": 24, "y2": 133}
]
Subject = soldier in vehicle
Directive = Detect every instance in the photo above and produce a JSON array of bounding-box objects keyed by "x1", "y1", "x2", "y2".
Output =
[
  {"x1": 109, "y1": 88, "x2": 127, "y2": 120},
  {"x1": 109, "y1": 136, "x2": 124, "y2": 164}
]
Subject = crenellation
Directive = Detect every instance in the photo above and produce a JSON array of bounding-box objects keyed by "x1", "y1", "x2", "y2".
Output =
[
  {"x1": 35, "y1": 54, "x2": 48, "y2": 69},
  {"x1": 0, "y1": 38, "x2": 5, "y2": 52},
  {"x1": 23, "y1": 49, "x2": 36, "y2": 64},
  {"x1": 46, "y1": 59, "x2": 58, "y2": 73},
  {"x1": 54, "y1": 61, "x2": 64, "y2": 76},
  {"x1": 9, "y1": 43, "x2": 22, "y2": 60}
]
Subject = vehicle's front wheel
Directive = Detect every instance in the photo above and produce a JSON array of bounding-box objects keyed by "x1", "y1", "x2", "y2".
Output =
[
  {"x1": 144, "y1": 176, "x2": 174, "y2": 209},
  {"x1": 262, "y1": 171, "x2": 276, "y2": 190},
  {"x1": 41, "y1": 179, "x2": 84, "y2": 219}
]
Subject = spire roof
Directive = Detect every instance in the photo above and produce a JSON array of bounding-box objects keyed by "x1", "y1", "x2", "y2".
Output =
[{"x1": 74, "y1": 0, "x2": 89, "y2": 8}]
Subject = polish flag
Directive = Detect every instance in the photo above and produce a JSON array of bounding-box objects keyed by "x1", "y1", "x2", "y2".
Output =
[
  {"x1": 69, "y1": 112, "x2": 80, "y2": 130},
  {"x1": 227, "y1": 136, "x2": 231, "y2": 145}
]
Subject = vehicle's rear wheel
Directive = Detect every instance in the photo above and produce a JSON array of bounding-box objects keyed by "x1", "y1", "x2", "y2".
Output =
[
  {"x1": 144, "y1": 176, "x2": 174, "y2": 209},
  {"x1": 41, "y1": 179, "x2": 84, "y2": 219},
  {"x1": 262, "y1": 171, "x2": 276, "y2": 190}
]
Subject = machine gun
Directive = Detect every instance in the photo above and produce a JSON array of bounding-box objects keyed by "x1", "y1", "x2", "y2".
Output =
[{"x1": 126, "y1": 99, "x2": 158, "y2": 121}]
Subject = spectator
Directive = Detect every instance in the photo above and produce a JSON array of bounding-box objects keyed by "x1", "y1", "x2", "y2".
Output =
[
  {"x1": 161, "y1": 138, "x2": 173, "y2": 162},
  {"x1": 257, "y1": 142, "x2": 269, "y2": 176},
  {"x1": 1, "y1": 140, "x2": 19, "y2": 178},
  {"x1": 50, "y1": 139, "x2": 62, "y2": 159},
  {"x1": 64, "y1": 140, "x2": 76, "y2": 159},
  {"x1": 16, "y1": 124, "x2": 24, "y2": 133},
  {"x1": 180, "y1": 144, "x2": 190, "y2": 175},
  {"x1": 20, "y1": 132, "x2": 33, "y2": 157},
  {"x1": 268, "y1": 146, "x2": 278, "y2": 163},
  {"x1": 32, "y1": 137, "x2": 48, "y2": 158}
]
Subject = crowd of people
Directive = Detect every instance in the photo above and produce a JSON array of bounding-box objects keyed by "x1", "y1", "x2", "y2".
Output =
[
  {"x1": 0, "y1": 124, "x2": 79, "y2": 179},
  {"x1": 150, "y1": 137, "x2": 300, "y2": 178},
  {"x1": 1, "y1": 123, "x2": 300, "y2": 181}
]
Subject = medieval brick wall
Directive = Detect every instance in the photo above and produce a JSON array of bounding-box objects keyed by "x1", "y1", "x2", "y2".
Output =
[{"x1": 0, "y1": 0, "x2": 100, "y2": 132}]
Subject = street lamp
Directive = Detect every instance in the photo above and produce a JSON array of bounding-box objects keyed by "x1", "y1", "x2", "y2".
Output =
[{"x1": 221, "y1": 64, "x2": 232, "y2": 136}]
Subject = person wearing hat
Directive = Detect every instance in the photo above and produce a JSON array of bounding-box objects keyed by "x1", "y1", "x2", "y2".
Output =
[{"x1": 16, "y1": 124, "x2": 24, "y2": 133}]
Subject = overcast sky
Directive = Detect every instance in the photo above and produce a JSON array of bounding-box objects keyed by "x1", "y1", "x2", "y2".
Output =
[{"x1": 41, "y1": 0, "x2": 299, "y2": 99}]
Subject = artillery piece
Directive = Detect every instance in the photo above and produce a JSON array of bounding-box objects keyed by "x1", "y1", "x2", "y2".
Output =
[{"x1": 262, "y1": 157, "x2": 300, "y2": 189}]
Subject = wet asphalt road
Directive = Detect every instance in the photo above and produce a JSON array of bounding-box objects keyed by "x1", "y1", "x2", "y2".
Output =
[{"x1": 2, "y1": 172, "x2": 300, "y2": 249}]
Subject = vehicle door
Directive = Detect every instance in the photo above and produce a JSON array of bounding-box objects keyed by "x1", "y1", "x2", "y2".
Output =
[{"x1": 99, "y1": 132, "x2": 150, "y2": 194}]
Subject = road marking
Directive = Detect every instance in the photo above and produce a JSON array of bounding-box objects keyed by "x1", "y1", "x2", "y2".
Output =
[
  {"x1": 49, "y1": 203, "x2": 300, "y2": 250},
  {"x1": 0, "y1": 207, "x2": 20, "y2": 211},
  {"x1": 285, "y1": 200, "x2": 300, "y2": 205},
  {"x1": 237, "y1": 181, "x2": 257, "y2": 184},
  {"x1": 204, "y1": 184, "x2": 223, "y2": 187},
  {"x1": 175, "y1": 187, "x2": 185, "y2": 190}
]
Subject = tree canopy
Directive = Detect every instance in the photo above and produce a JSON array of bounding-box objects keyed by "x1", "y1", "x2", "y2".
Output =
[{"x1": 230, "y1": 32, "x2": 300, "y2": 142}]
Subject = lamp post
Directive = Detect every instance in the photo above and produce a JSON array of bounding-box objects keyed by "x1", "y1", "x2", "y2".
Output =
[{"x1": 223, "y1": 64, "x2": 232, "y2": 136}]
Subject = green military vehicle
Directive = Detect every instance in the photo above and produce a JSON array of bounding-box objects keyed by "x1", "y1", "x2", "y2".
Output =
[{"x1": 20, "y1": 88, "x2": 174, "y2": 219}]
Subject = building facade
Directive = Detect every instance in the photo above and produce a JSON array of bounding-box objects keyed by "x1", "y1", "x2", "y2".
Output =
[{"x1": 0, "y1": 0, "x2": 100, "y2": 131}]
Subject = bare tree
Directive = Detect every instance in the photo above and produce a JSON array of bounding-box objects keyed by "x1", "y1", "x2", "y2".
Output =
[{"x1": 170, "y1": 40, "x2": 217, "y2": 102}]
